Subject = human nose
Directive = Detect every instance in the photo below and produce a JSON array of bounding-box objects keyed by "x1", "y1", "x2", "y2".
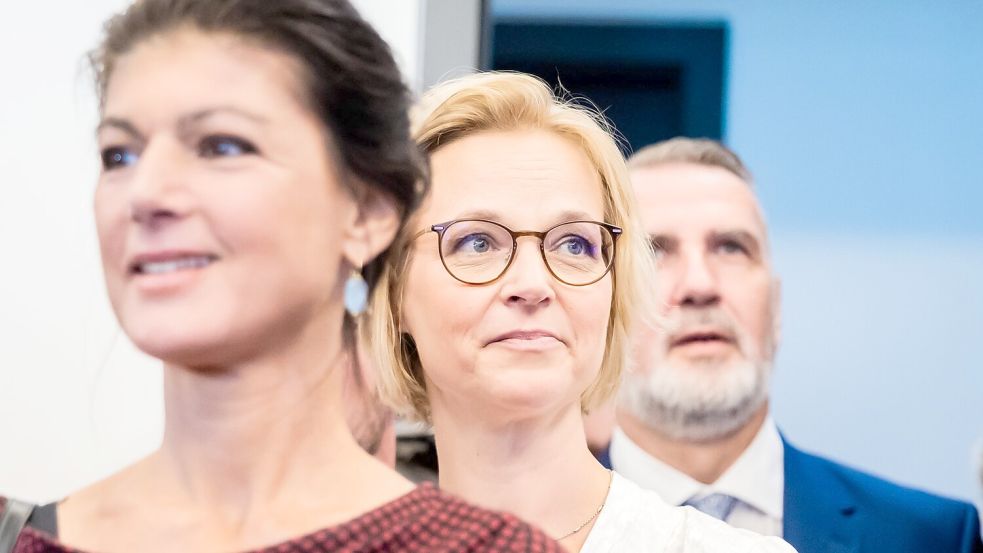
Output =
[
  {"x1": 498, "y1": 237, "x2": 556, "y2": 308},
  {"x1": 669, "y1": 247, "x2": 720, "y2": 309},
  {"x1": 128, "y1": 138, "x2": 192, "y2": 229}
]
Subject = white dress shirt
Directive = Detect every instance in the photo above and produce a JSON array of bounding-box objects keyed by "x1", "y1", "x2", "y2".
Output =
[
  {"x1": 609, "y1": 417, "x2": 785, "y2": 537},
  {"x1": 581, "y1": 472, "x2": 795, "y2": 552}
]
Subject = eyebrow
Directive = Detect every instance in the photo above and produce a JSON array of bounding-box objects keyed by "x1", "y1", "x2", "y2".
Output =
[
  {"x1": 95, "y1": 117, "x2": 143, "y2": 140},
  {"x1": 180, "y1": 106, "x2": 269, "y2": 127},
  {"x1": 710, "y1": 229, "x2": 763, "y2": 258},
  {"x1": 648, "y1": 229, "x2": 763, "y2": 254},
  {"x1": 451, "y1": 209, "x2": 601, "y2": 226},
  {"x1": 95, "y1": 106, "x2": 269, "y2": 139},
  {"x1": 649, "y1": 233, "x2": 677, "y2": 249}
]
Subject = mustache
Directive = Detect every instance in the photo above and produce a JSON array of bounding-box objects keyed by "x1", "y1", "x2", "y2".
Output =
[{"x1": 661, "y1": 308, "x2": 741, "y2": 342}]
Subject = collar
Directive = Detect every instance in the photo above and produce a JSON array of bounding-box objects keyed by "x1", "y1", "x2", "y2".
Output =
[{"x1": 610, "y1": 416, "x2": 784, "y2": 519}]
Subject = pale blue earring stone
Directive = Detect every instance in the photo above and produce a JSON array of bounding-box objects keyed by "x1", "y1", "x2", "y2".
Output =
[{"x1": 344, "y1": 271, "x2": 369, "y2": 316}]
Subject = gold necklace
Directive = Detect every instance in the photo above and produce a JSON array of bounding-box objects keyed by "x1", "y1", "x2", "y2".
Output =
[{"x1": 557, "y1": 470, "x2": 614, "y2": 541}]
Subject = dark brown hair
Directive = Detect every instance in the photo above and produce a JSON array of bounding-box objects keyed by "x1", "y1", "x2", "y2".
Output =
[{"x1": 90, "y1": 0, "x2": 428, "y2": 293}]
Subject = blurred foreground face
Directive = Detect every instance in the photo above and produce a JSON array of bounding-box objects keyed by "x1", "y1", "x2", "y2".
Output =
[
  {"x1": 621, "y1": 163, "x2": 779, "y2": 441},
  {"x1": 94, "y1": 29, "x2": 357, "y2": 368},
  {"x1": 401, "y1": 130, "x2": 612, "y2": 421}
]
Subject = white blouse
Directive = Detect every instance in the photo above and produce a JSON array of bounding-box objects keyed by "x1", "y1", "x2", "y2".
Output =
[{"x1": 581, "y1": 472, "x2": 797, "y2": 553}]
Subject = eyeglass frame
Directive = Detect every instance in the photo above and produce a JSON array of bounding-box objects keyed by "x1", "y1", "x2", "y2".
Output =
[{"x1": 412, "y1": 218, "x2": 623, "y2": 286}]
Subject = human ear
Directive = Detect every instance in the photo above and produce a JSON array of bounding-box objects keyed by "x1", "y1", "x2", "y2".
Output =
[{"x1": 341, "y1": 181, "x2": 400, "y2": 269}]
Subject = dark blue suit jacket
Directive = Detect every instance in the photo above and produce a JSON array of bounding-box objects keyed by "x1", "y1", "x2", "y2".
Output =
[
  {"x1": 597, "y1": 438, "x2": 983, "y2": 552},
  {"x1": 782, "y1": 439, "x2": 981, "y2": 553}
]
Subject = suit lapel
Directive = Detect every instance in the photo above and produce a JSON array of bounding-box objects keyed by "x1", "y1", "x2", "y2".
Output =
[
  {"x1": 595, "y1": 444, "x2": 613, "y2": 469},
  {"x1": 783, "y1": 439, "x2": 861, "y2": 553}
]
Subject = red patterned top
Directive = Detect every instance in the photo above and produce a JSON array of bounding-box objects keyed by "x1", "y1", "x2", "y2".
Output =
[{"x1": 0, "y1": 485, "x2": 560, "y2": 552}]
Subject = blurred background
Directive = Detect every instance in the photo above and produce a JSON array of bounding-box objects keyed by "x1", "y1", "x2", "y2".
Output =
[
  {"x1": 1, "y1": 0, "x2": 980, "y2": 514},
  {"x1": 485, "y1": 0, "x2": 982, "y2": 508}
]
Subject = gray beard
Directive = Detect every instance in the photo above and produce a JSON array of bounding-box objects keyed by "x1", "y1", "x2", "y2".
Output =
[{"x1": 618, "y1": 358, "x2": 771, "y2": 442}]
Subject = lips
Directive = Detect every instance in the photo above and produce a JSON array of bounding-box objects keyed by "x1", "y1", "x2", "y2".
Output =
[
  {"x1": 487, "y1": 330, "x2": 564, "y2": 346},
  {"x1": 129, "y1": 251, "x2": 219, "y2": 275},
  {"x1": 669, "y1": 329, "x2": 735, "y2": 348}
]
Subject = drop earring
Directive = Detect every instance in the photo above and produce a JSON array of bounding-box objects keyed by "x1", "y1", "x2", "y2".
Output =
[{"x1": 344, "y1": 267, "x2": 369, "y2": 316}]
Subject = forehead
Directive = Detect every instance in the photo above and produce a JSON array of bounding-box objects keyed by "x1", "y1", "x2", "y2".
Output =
[
  {"x1": 421, "y1": 129, "x2": 606, "y2": 226},
  {"x1": 103, "y1": 28, "x2": 307, "y2": 120},
  {"x1": 630, "y1": 162, "x2": 767, "y2": 239}
]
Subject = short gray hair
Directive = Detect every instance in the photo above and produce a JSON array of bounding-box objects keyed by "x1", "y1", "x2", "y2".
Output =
[{"x1": 629, "y1": 137, "x2": 752, "y2": 184}]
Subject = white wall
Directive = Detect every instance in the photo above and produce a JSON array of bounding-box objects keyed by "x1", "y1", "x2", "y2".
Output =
[
  {"x1": 0, "y1": 0, "x2": 139, "y2": 504},
  {"x1": 495, "y1": 0, "x2": 983, "y2": 506},
  {"x1": 0, "y1": 0, "x2": 479, "y2": 503}
]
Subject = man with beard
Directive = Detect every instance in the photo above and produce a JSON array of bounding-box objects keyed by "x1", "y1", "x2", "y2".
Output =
[{"x1": 601, "y1": 137, "x2": 982, "y2": 552}]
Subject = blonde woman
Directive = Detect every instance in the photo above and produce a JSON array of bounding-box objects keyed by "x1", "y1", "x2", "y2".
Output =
[{"x1": 368, "y1": 72, "x2": 796, "y2": 552}]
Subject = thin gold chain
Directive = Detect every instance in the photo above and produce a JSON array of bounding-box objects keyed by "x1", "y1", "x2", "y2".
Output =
[{"x1": 557, "y1": 470, "x2": 614, "y2": 541}]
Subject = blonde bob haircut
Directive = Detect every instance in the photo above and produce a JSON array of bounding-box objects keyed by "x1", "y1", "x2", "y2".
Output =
[{"x1": 367, "y1": 71, "x2": 657, "y2": 422}]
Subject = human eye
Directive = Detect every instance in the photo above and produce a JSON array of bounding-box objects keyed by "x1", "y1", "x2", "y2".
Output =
[
  {"x1": 714, "y1": 238, "x2": 750, "y2": 257},
  {"x1": 649, "y1": 237, "x2": 669, "y2": 260},
  {"x1": 198, "y1": 135, "x2": 258, "y2": 158},
  {"x1": 99, "y1": 146, "x2": 139, "y2": 171},
  {"x1": 554, "y1": 234, "x2": 597, "y2": 258},
  {"x1": 452, "y1": 233, "x2": 500, "y2": 254}
]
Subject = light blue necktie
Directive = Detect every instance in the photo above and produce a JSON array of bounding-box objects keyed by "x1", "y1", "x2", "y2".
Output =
[{"x1": 683, "y1": 493, "x2": 739, "y2": 521}]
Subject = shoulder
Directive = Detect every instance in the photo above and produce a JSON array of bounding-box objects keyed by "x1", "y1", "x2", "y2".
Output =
[
  {"x1": 583, "y1": 474, "x2": 795, "y2": 553},
  {"x1": 0, "y1": 496, "x2": 35, "y2": 526},
  {"x1": 673, "y1": 507, "x2": 797, "y2": 553},
  {"x1": 370, "y1": 484, "x2": 562, "y2": 552},
  {"x1": 0, "y1": 496, "x2": 63, "y2": 553},
  {"x1": 785, "y1": 442, "x2": 981, "y2": 545},
  {"x1": 581, "y1": 474, "x2": 680, "y2": 552},
  {"x1": 787, "y1": 442, "x2": 978, "y2": 517},
  {"x1": 55, "y1": 464, "x2": 149, "y2": 540}
]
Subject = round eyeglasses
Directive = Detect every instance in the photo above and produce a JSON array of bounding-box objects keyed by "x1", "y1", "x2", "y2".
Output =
[{"x1": 414, "y1": 219, "x2": 622, "y2": 286}]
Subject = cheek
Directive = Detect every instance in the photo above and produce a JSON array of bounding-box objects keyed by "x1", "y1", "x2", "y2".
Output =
[
  {"x1": 219, "y1": 180, "x2": 346, "y2": 295},
  {"x1": 727, "y1": 278, "x2": 774, "y2": 351},
  {"x1": 632, "y1": 319, "x2": 663, "y2": 369},
  {"x1": 753, "y1": 284, "x2": 778, "y2": 347},
  {"x1": 570, "y1": 281, "x2": 613, "y2": 360},
  {"x1": 402, "y1": 257, "x2": 485, "y2": 373},
  {"x1": 93, "y1": 185, "x2": 128, "y2": 292},
  {"x1": 653, "y1": 261, "x2": 680, "y2": 311}
]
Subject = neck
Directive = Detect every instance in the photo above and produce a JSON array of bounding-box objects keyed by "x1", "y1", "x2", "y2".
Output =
[
  {"x1": 433, "y1": 400, "x2": 611, "y2": 551},
  {"x1": 617, "y1": 404, "x2": 769, "y2": 484},
  {"x1": 156, "y1": 311, "x2": 374, "y2": 520}
]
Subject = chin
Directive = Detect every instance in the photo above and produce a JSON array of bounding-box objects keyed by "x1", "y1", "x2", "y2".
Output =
[
  {"x1": 119, "y1": 309, "x2": 243, "y2": 368},
  {"x1": 488, "y1": 393, "x2": 570, "y2": 422},
  {"x1": 131, "y1": 331, "x2": 231, "y2": 369},
  {"x1": 620, "y1": 357, "x2": 772, "y2": 442},
  {"x1": 478, "y1": 359, "x2": 591, "y2": 419}
]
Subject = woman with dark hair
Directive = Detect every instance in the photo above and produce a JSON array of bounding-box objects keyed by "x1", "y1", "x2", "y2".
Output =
[{"x1": 0, "y1": 1, "x2": 559, "y2": 551}]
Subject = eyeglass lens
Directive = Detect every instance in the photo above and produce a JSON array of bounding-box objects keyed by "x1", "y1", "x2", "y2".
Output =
[{"x1": 438, "y1": 220, "x2": 614, "y2": 285}]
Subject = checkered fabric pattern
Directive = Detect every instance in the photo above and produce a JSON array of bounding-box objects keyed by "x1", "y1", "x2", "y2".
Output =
[{"x1": 2, "y1": 487, "x2": 560, "y2": 552}]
